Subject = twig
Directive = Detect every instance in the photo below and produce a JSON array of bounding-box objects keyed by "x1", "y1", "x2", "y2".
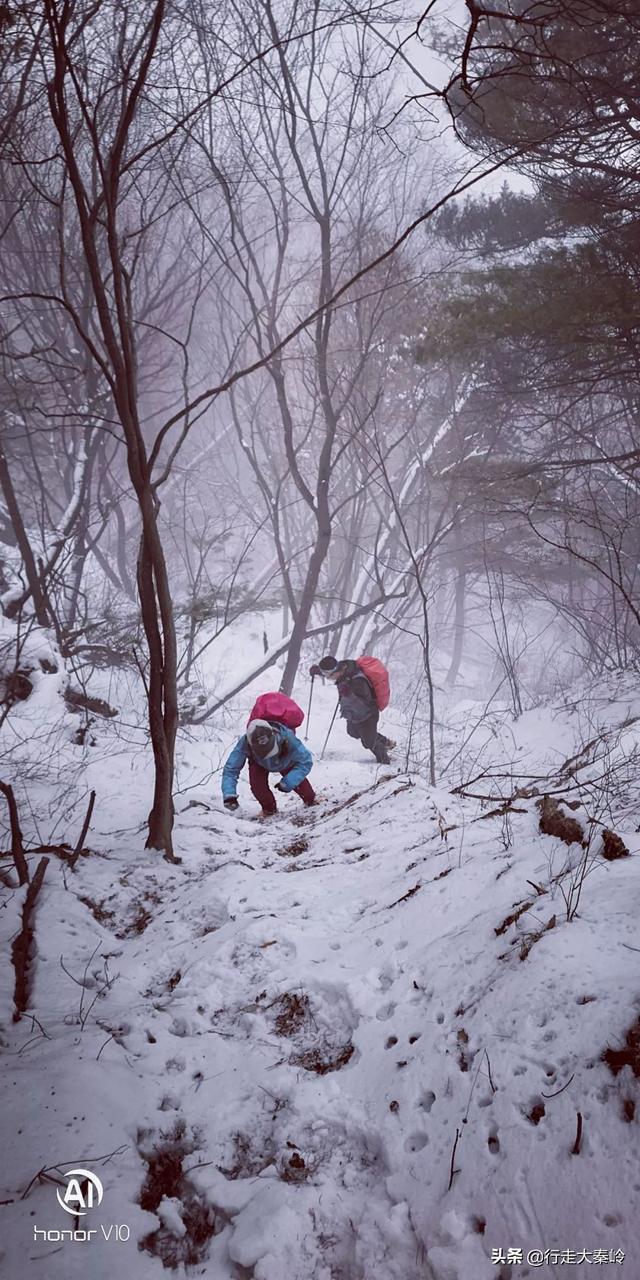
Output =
[
  {"x1": 21, "y1": 1145, "x2": 129, "y2": 1199},
  {"x1": 542, "y1": 1073, "x2": 574, "y2": 1100},
  {"x1": 81, "y1": 958, "x2": 117, "y2": 1031},
  {"x1": 69, "y1": 790, "x2": 96, "y2": 868},
  {"x1": 526, "y1": 880, "x2": 546, "y2": 896},
  {"x1": 132, "y1": 646, "x2": 149, "y2": 698},
  {"x1": 79, "y1": 943, "x2": 102, "y2": 1024},
  {"x1": 447, "y1": 1127, "x2": 461, "y2": 1191},
  {"x1": 20, "y1": 1168, "x2": 67, "y2": 1200},
  {"x1": 484, "y1": 1049, "x2": 497, "y2": 1094},
  {"x1": 17, "y1": 1035, "x2": 50, "y2": 1055},
  {"x1": 59, "y1": 955, "x2": 91, "y2": 988},
  {"x1": 96, "y1": 1034, "x2": 115, "y2": 1061},
  {"x1": 571, "y1": 1111, "x2": 583, "y2": 1155}
]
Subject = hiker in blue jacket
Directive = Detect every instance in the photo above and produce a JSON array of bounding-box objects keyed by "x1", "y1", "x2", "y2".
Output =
[{"x1": 222, "y1": 719, "x2": 316, "y2": 817}]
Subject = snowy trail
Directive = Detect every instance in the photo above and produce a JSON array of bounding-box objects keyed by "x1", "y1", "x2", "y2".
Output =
[{"x1": 2, "y1": 695, "x2": 640, "y2": 1279}]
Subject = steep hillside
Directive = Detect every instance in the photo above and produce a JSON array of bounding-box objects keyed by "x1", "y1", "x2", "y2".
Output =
[{"x1": 1, "y1": 668, "x2": 639, "y2": 1279}]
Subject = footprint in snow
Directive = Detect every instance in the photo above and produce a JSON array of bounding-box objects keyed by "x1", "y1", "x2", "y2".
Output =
[
  {"x1": 376, "y1": 1002, "x2": 396, "y2": 1021},
  {"x1": 165, "y1": 1057, "x2": 186, "y2": 1074},
  {"x1": 158, "y1": 1094, "x2": 181, "y2": 1111},
  {"x1": 418, "y1": 1090, "x2": 436, "y2": 1114},
  {"x1": 404, "y1": 1132, "x2": 429, "y2": 1153},
  {"x1": 169, "y1": 1017, "x2": 191, "y2": 1038}
]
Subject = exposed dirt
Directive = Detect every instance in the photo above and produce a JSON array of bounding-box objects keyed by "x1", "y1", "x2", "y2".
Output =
[
  {"x1": 138, "y1": 1119, "x2": 218, "y2": 1269},
  {"x1": 537, "y1": 795, "x2": 585, "y2": 846},
  {"x1": 278, "y1": 837, "x2": 309, "y2": 858},
  {"x1": 291, "y1": 1042, "x2": 355, "y2": 1075},
  {"x1": 600, "y1": 829, "x2": 630, "y2": 861},
  {"x1": 270, "y1": 991, "x2": 311, "y2": 1036},
  {"x1": 603, "y1": 1016, "x2": 640, "y2": 1078}
]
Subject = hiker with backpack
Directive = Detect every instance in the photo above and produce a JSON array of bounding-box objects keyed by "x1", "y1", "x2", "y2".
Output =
[
  {"x1": 309, "y1": 655, "x2": 394, "y2": 764},
  {"x1": 221, "y1": 691, "x2": 315, "y2": 818}
]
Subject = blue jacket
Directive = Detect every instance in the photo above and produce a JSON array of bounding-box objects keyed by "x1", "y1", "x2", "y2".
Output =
[{"x1": 222, "y1": 725, "x2": 313, "y2": 799}]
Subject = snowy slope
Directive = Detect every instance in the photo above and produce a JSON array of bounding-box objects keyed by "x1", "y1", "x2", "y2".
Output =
[{"x1": 1, "y1": 663, "x2": 639, "y2": 1280}]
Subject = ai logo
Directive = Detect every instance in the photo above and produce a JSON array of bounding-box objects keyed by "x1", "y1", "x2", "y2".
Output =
[{"x1": 56, "y1": 1168, "x2": 104, "y2": 1216}]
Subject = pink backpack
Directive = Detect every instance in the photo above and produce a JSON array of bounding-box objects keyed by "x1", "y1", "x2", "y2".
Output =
[
  {"x1": 248, "y1": 691, "x2": 304, "y2": 730},
  {"x1": 356, "y1": 656, "x2": 390, "y2": 710}
]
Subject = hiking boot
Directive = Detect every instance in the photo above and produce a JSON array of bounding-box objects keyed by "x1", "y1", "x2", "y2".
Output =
[
  {"x1": 384, "y1": 738, "x2": 396, "y2": 750},
  {"x1": 374, "y1": 751, "x2": 391, "y2": 765}
]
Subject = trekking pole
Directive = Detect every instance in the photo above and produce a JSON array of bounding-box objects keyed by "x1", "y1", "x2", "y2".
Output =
[
  {"x1": 304, "y1": 676, "x2": 315, "y2": 741},
  {"x1": 321, "y1": 699, "x2": 339, "y2": 760}
]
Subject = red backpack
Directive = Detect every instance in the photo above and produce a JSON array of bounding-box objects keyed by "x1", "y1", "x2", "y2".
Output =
[
  {"x1": 248, "y1": 691, "x2": 304, "y2": 730},
  {"x1": 356, "y1": 656, "x2": 390, "y2": 710}
]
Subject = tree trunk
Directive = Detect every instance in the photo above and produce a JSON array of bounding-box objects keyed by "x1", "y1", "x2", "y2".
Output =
[
  {"x1": 0, "y1": 445, "x2": 50, "y2": 628},
  {"x1": 445, "y1": 568, "x2": 466, "y2": 687},
  {"x1": 135, "y1": 487, "x2": 179, "y2": 859},
  {"x1": 279, "y1": 524, "x2": 331, "y2": 694}
]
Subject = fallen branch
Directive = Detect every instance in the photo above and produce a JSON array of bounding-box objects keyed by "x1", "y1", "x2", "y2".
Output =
[
  {"x1": 190, "y1": 594, "x2": 406, "y2": 722},
  {"x1": 11, "y1": 856, "x2": 49, "y2": 1020},
  {"x1": 438, "y1": 803, "x2": 528, "y2": 840},
  {"x1": 387, "y1": 882, "x2": 421, "y2": 909},
  {"x1": 452, "y1": 719, "x2": 640, "y2": 808},
  {"x1": 481, "y1": 803, "x2": 528, "y2": 821},
  {"x1": 64, "y1": 687, "x2": 118, "y2": 718},
  {"x1": 494, "y1": 899, "x2": 534, "y2": 937}
]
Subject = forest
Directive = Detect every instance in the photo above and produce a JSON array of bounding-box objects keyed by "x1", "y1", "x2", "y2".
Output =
[{"x1": 1, "y1": 3, "x2": 639, "y2": 1278}]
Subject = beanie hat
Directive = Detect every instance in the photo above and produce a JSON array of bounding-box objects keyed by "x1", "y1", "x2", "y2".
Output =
[
  {"x1": 319, "y1": 655, "x2": 339, "y2": 673},
  {"x1": 247, "y1": 719, "x2": 278, "y2": 758}
]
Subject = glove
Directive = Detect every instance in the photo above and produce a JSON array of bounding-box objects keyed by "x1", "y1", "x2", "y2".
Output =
[
  {"x1": 309, "y1": 664, "x2": 321, "y2": 677},
  {"x1": 224, "y1": 796, "x2": 239, "y2": 811},
  {"x1": 275, "y1": 781, "x2": 288, "y2": 793}
]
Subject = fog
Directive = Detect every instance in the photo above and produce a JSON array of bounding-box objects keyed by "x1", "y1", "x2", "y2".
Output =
[{"x1": 1, "y1": 2, "x2": 639, "y2": 1277}]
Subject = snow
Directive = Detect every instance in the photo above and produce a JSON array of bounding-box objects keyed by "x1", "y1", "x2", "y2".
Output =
[
  {"x1": 157, "y1": 1197, "x2": 187, "y2": 1238},
  {"x1": 1, "y1": 631, "x2": 640, "y2": 1279}
]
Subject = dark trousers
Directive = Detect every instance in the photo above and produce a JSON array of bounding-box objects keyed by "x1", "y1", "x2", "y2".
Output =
[
  {"x1": 248, "y1": 759, "x2": 316, "y2": 814},
  {"x1": 346, "y1": 713, "x2": 392, "y2": 762}
]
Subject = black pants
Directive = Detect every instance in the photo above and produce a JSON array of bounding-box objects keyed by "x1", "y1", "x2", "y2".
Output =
[{"x1": 346, "y1": 713, "x2": 392, "y2": 762}]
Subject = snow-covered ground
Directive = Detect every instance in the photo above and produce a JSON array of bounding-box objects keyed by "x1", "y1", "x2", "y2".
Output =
[{"x1": 1, "y1": 630, "x2": 640, "y2": 1280}]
